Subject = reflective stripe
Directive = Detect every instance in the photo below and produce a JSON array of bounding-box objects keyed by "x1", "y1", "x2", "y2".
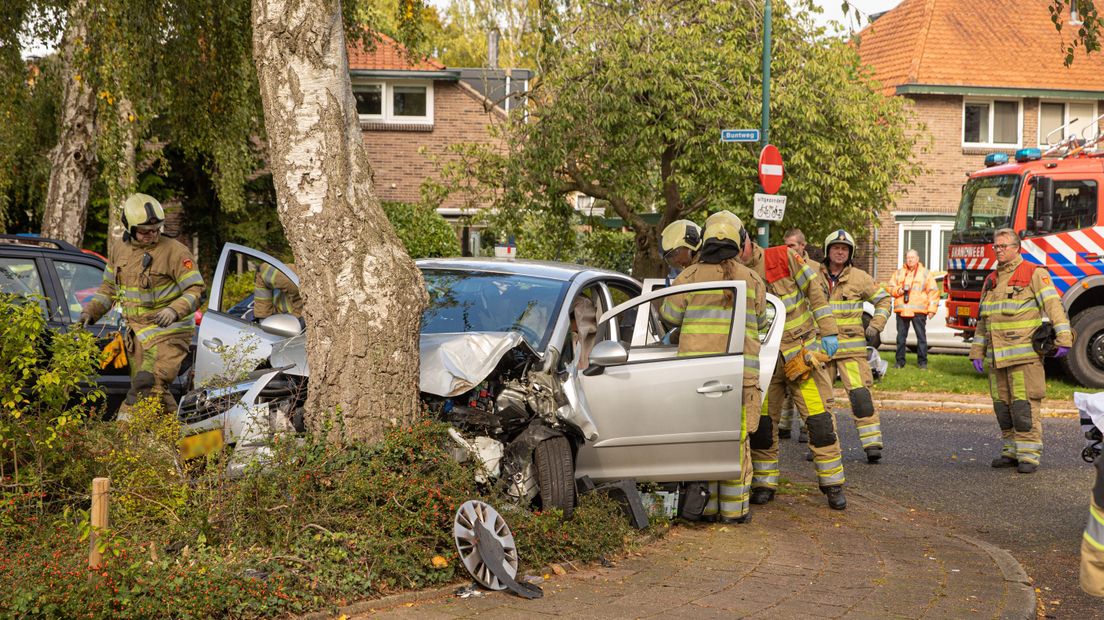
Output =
[
  {"x1": 785, "y1": 309, "x2": 814, "y2": 331},
  {"x1": 89, "y1": 293, "x2": 112, "y2": 309},
  {"x1": 1015, "y1": 441, "x2": 1042, "y2": 465},
  {"x1": 993, "y1": 344, "x2": 1039, "y2": 365},
  {"x1": 717, "y1": 481, "x2": 750, "y2": 518},
  {"x1": 1055, "y1": 323, "x2": 1072, "y2": 335},
  {"x1": 836, "y1": 338, "x2": 865, "y2": 354},
  {"x1": 683, "y1": 305, "x2": 732, "y2": 321},
  {"x1": 1086, "y1": 504, "x2": 1104, "y2": 551},
  {"x1": 813, "y1": 305, "x2": 833, "y2": 321},
  {"x1": 659, "y1": 299, "x2": 685, "y2": 324},
  {"x1": 856, "y1": 422, "x2": 882, "y2": 448},
  {"x1": 800, "y1": 376, "x2": 825, "y2": 415},
  {"x1": 752, "y1": 460, "x2": 780, "y2": 489},
  {"x1": 1001, "y1": 439, "x2": 1016, "y2": 458},
  {"x1": 814, "y1": 456, "x2": 846, "y2": 486},
  {"x1": 134, "y1": 315, "x2": 196, "y2": 344},
  {"x1": 844, "y1": 361, "x2": 862, "y2": 388},
  {"x1": 794, "y1": 263, "x2": 816, "y2": 288},
  {"x1": 1011, "y1": 370, "x2": 1027, "y2": 401}
]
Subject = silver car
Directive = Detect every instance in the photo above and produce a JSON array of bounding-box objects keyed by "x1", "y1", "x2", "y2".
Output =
[{"x1": 180, "y1": 244, "x2": 785, "y2": 515}]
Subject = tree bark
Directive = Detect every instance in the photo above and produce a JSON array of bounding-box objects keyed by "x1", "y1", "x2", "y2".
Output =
[
  {"x1": 106, "y1": 97, "x2": 136, "y2": 255},
  {"x1": 251, "y1": 0, "x2": 427, "y2": 441},
  {"x1": 41, "y1": 0, "x2": 97, "y2": 247}
]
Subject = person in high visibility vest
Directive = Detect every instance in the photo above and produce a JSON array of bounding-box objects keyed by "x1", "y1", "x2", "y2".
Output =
[
  {"x1": 1083, "y1": 453, "x2": 1104, "y2": 597},
  {"x1": 888, "y1": 249, "x2": 939, "y2": 369},
  {"x1": 253, "y1": 263, "x2": 302, "y2": 319}
]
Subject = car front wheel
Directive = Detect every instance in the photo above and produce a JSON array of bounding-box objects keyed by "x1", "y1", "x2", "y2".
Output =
[{"x1": 534, "y1": 436, "x2": 576, "y2": 518}]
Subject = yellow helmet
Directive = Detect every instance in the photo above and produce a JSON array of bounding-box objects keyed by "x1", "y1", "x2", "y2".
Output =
[
  {"x1": 122, "y1": 193, "x2": 166, "y2": 239},
  {"x1": 703, "y1": 210, "x2": 747, "y2": 247},
  {"x1": 823, "y1": 229, "x2": 856, "y2": 263},
  {"x1": 660, "y1": 219, "x2": 702, "y2": 254}
]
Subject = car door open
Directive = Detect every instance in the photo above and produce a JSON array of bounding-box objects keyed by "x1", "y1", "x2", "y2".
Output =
[
  {"x1": 574, "y1": 280, "x2": 777, "y2": 483},
  {"x1": 193, "y1": 244, "x2": 300, "y2": 386}
]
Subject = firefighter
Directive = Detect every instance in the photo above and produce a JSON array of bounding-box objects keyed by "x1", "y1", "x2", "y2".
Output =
[
  {"x1": 779, "y1": 228, "x2": 814, "y2": 442},
  {"x1": 253, "y1": 262, "x2": 302, "y2": 319},
  {"x1": 970, "y1": 228, "x2": 1072, "y2": 473},
  {"x1": 659, "y1": 219, "x2": 702, "y2": 280},
  {"x1": 739, "y1": 231, "x2": 847, "y2": 510},
  {"x1": 820, "y1": 230, "x2": 892, "y2": 463},
  {"x1": 660, "y1": 211, "x2": 766, "y2": 523},
  {"x1": 79, "y1": 193, "x2": 205, "y2": 413},
  {"x1": 1083, "y1": 452, "x2": 1104, "y2": 597}
]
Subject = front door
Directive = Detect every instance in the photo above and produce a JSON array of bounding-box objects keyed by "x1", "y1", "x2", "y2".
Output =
[{"x1": 193, "y1": 244, "x2": 300, "y2": 385}]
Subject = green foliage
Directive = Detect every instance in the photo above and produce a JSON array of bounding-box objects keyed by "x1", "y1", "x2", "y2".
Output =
[
  {"x1": 1049, "y1": 1, "x2": 1102, "y2": 65},
  {"x1": 873, "y1": 352, "x2": 1081, "y2": 400},
  {"x1": 435, "y1": 0, "x2": 549, "y2": 69},
  {"x1": 220, "y1": 271, "x2": 256, "y2": 312},
  {"x1": 578, "y1": 226, "x2": 635, "y2": 274},
  {"x1": 381, "y1": 201, "x2": 461, "y2": 258},
  {"x1": 0, "y1": 51, "x2": 59, "y2": 233},
  {"x1": 430, "y1": 0, "x2": 924, "y2": 278}
]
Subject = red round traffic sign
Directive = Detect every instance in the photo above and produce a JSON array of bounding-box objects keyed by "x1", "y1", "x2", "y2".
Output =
[{"x1": 758, "y1": 144, "x2": 784, "y2": 195}]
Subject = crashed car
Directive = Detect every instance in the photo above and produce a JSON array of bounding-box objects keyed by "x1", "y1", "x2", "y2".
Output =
[{"x1": 179, "y1": 244, "x2": 785, "y2": 515}]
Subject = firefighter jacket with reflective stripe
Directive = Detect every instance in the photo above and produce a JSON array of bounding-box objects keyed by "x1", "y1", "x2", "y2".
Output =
[
  {"x1": 84, "y1": 237, "x2": 206, "y2": 346},
  {"x1": 969, "y1": 256, "x2": 1072, "y2": 369},
  {"x1": 820, "y1": 264, "x2": 892, "y2": 360},
  {"x1": 660, "y1": 259, "x2": 767, "y2": 387},
  {"x1": 889, "y1": 264, "x2": 938, "y2": 317},
  {"x1": 254, "y1": 263, "x2": 302, "y2": 318},
  {"x1": 742, "y1": 244, "x2": 838, "y2": 362}
]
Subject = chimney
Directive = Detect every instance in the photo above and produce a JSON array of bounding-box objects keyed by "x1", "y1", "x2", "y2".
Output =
[{"x1": 487, "y1": 29, "x2": 499, "y2": 68}]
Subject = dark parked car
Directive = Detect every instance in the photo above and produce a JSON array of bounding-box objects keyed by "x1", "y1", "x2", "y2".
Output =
[{"x1": 0, "y1": 234, "x2": 191, "y2": 414}]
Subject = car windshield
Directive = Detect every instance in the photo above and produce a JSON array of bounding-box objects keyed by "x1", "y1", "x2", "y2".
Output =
[
  {"x1": 421, "y1": 269, "x2": 568, "y2": 350},
  {"x1": 952, "y1": 174, "x2": 1022, "y2": 243}
]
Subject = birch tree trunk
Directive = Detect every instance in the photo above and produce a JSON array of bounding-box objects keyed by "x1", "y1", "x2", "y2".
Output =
[
  {"x1": 251, "y1": 0, "x2": 427, "y2": 441},
  {"x1": 106, "y1": 97, "x2": 137, "y2": 257},
  {"x1": 41, "y1": 0, "x2": 96, "y2": 246}
]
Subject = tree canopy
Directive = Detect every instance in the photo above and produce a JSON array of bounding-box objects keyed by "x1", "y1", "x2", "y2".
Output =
[{"x1": 432, "y1": 0, "x2": 923, "y2": 277}]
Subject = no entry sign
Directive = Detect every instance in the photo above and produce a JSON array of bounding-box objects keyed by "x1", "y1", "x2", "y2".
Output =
[{"x1": 758, "y1": 144, "x2": 783, "y2": 195}]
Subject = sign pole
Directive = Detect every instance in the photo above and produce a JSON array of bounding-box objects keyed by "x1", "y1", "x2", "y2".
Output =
[{"x1": 757, "y1": 0, "x2": 772, "y2": 248}]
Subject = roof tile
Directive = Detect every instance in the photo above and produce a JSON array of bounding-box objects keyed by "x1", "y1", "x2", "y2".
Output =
[{"x1": 347, "y1": 33, "x2": 445, "y2": 71}]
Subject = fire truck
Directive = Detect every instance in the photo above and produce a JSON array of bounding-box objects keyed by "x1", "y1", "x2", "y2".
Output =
[{"x1": 945, "y1": 138, "x2": 1104, "y2": 388}]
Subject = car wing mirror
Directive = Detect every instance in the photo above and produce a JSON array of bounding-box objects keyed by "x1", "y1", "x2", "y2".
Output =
[
  {"x1": 259, "y1": 313, "x2": 303, "y2": 338},
  {"x1": 584, "y1": 340, "x2": 629, "y2": 376}
]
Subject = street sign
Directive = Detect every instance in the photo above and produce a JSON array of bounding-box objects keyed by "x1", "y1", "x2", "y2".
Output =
[
  {"x1": 720, "y1": 129, "x2": 760, "y2": 143},
  {"x1": 758, "y1": 144, "x2": 783, "y2": 194},
  {"x1": 753, "y1": 193, "x2": 787, "y2": 222}
]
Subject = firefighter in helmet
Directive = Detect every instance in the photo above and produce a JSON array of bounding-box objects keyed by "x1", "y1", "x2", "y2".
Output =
[
  {"x1": 820, "y1": 229, "x2": 892, "y2": 462},
  {"x1": 660, "y1": 211, "x2": 767, "y2": 523},
  {"x1": 80, "y1": 193, "x2": 205, "y2": 414},
  {"x1": 659, "y1": 219, "x2": 703, "y2": 280},
  {"x1": 253, "y1": 262, "x2": 302, "y2": 319}
]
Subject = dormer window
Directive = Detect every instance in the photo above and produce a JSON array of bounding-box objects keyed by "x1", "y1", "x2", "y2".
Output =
[{"x1": 354, "y1": 81, "x2": 433, "y2": 125}]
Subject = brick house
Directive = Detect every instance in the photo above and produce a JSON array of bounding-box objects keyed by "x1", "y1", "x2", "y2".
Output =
[
  {"x1": 854, "y1": 0, "x2": 1104, "y2": 280},
  {"x1": 348, "y1": 35, "x2": 531, "y2": 255}
]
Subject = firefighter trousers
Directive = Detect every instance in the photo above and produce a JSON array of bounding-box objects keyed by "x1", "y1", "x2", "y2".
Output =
[
  {"x1": 119, "y1": 331, "x2": 191, "y2": 416},
  {"x1": 751, "y1": 358, "x2": 846, "y2": 491},
  {"x1": 988, "y1": 358, "x2": 1045, "y2": 465},
  {"x1": 1081, "y1": 455, "x2": 1104, "y2": 597},
  {"x1": 703, "y1": 388, "x2": 759, "y2": 520},
  {"x1": 829, "y1": 357, "x2": 883, "y2": 450}
]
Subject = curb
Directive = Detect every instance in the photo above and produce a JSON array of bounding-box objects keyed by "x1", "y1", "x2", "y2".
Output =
[
  {"x1": 844, "y1": 486, "x2": 1037, "y2": 620},
  {"x1": 836, "y1": 388, "x2": 1079, "y2": 416}
]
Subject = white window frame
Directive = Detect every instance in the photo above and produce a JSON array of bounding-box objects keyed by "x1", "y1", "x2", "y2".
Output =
[
  {"x1": 961, "y1": 98, "x2": 1022, "y2": 148},
  {"x1": 1038, "y1": 99, "x2": 1099, "y2": 146},
  {"x1": 353, "y1": 80, "x2": 434, "y2": 125},
  {"x1": 896, "y1": 217, "x2": 954, "y2": 271}
]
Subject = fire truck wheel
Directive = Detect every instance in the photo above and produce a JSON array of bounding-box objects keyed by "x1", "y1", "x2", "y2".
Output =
[
  {"x1": 1063, "y1": 306, "x2": 1104, "y2": 389},
  {"x1": 535, "y1": 436, "x2": 576, "y2": 518}
]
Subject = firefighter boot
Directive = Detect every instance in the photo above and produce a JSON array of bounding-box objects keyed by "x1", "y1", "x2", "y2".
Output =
[
  {"x1": 823, "y1": 485, "x2": 847, "y2": 510},
  {"x1": 750, "y1": 488, "x2": 775, "y2": 505},
  {"x1": 1017, "y1": 462, "x2": 1038, "y2": 474},
  {"x1": 991, "y1": 456, "x2": 1018, "y2": 468},
  {"x1": 865, "y1": 447, "x2": 882, "y2": 463},
  {"x1": 798, "y1": 426, "x2": 809, "y2": 443}
]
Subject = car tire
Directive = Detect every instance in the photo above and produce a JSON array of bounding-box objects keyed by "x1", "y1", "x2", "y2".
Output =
[
  {"x1": 1063, "y1": 306, "x2": 1104, "y2": 389},
  {"x1": 534, "y1": 436, "x2": 576, "y2": 518}
]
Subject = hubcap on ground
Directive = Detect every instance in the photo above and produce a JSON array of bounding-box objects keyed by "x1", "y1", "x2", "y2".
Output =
[{"x1": 453, "y1": 500, "x2": 518, "y2": 590}]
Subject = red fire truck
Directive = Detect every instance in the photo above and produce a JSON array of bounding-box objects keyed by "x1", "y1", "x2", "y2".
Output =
[{"x1": 945, "y1": 144, "x2": 1104, "y2": 388}]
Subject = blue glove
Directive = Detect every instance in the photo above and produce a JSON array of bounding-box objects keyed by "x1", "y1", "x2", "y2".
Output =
[
  {"x1": 1055, "y1": 346, "x2": 1070, "y2": 358},
  {"x1": 972, "y1": 359, "x2": 984, "y2": 373},
  {"x1": 821, "y1": 335, "x2": 839, "y2": 358}
]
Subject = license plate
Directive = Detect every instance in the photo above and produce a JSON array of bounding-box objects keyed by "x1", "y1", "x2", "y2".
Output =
[
  {"x1": 179, "y1": 428, "x2": 224, "y2": 460},
  {"x1": 956, "y1": 306, "x2": 971, "y2": 317}
]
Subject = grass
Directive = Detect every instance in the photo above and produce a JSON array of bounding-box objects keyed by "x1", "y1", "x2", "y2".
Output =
[{"x1": 871, "y1": 352, "x2": 1082, "y2": 401}]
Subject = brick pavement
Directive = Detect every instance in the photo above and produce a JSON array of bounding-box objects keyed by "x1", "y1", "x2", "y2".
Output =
[{"x1": 352, "y1": 483, "x2": 1035, "y2": 619}]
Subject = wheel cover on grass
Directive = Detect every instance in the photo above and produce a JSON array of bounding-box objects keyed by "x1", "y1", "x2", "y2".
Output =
[{"x1": 453, "y1": 500, "x2": 519, "y2": 590}]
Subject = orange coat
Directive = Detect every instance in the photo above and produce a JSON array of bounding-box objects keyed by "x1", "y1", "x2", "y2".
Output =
[{"x1": 889, "y1": 264, "x2": 938, "y2": 318}]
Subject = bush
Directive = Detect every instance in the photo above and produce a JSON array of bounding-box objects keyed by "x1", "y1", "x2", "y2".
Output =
[{"x1": 381, "y1": 201, "x2": 461, "y2": 258}]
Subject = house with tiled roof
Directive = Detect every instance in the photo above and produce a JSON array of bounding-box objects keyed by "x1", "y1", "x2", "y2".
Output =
[
  {"x1": 855, "y1": 0, "x2": 1104, "y2": 279},
  {"x1": 348, "y1": 34, "x2": 531, "y2": 254}
]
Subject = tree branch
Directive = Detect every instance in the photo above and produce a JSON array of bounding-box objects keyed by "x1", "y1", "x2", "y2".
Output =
[{"x1": 563, "y1": 160, "x2": 648, "y2": 231}]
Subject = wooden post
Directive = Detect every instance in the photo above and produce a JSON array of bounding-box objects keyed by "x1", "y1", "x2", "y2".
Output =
[{"x1": 88, "y1": 477, "x2": 110, "y2": 576}]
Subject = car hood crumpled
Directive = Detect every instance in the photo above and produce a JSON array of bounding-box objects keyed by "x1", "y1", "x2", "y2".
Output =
[{"x1": 419, "y1": 332, "x2": 528, "y2": 398}]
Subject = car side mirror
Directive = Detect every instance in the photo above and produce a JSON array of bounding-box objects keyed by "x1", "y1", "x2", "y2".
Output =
[
  {"x1": 587, "y1": 340, "x2": 629, "y2": 372},
  {"x1": 259, "y1": 313, "x2": 303, "y2": 338}
]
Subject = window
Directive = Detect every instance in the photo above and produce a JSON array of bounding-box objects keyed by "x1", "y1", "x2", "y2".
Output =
[
  {"x1": 354, "y1": 84, "x2": 382, "y2": 118},
  {"x1": 1039, "y1": 101, "x2": 1098, "y2": 147},
  {"x1": 353, "y1": 81, "x2": 433, "y2": 124},
  {"x1": 0, "y1": 257, "x2": 46, "y2": 315},
  {"x1": 963, "y1": 99, "x2": 1021, "y2": 147},
  {"x1": 1028, "y1": 179, "x2": 1099, "y2": 235},
  {"x1": 54, "y1": 260, "x2": 119, "y2": 325},
  {"x1": 896, "y1": 217, "x2": 955, "y2": 271}
]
